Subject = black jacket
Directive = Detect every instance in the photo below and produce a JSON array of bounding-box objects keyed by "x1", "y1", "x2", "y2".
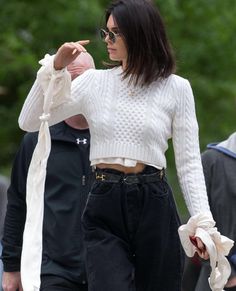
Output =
[
  {"x1": 202, "y1": 144, "x2": 236, "y2": 256},
  {"x1": 1, "y1": 121, "x2": 93, "y2": 284}
]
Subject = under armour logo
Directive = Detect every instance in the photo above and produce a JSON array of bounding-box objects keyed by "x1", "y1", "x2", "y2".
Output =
[{"x1": 76, "y1": 138, "x2": 87, "y2": 145}]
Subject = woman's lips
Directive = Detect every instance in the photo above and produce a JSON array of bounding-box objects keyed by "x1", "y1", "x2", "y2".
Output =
[{"x1": 107, "y1": 47, "x2": 116, "y2": 53}]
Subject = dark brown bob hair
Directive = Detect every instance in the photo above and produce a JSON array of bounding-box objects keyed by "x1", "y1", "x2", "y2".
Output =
[{"x1": 105, "y1": 0, "x2": 176, "y2": 86}]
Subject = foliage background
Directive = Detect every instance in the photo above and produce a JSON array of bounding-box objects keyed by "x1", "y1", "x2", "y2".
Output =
[{"x1": 0, "y1": 0, "x2": 235, "y2": 218}]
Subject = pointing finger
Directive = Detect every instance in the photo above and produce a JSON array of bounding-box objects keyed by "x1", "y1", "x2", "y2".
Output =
[{"x1": 78, "y1": 40, "x2": 90, "y2": 45}]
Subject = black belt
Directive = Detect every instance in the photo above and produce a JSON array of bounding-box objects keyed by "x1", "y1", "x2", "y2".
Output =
[{"x1": 95, "y1": 169, "x2": 165, "y2": 184}]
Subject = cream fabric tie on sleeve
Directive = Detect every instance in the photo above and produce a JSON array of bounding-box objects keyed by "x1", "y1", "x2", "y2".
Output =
[
  {"x1": 20, "y1": 55, "x2": 71, "y2": 291},
  {"x1": 178, "y1": 213, "x2": 234, "y2": 291}
]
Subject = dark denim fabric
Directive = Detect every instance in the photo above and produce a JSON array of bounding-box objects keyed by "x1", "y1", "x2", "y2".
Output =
[
  {"x1": 82, "y1": 166, "x2": 184, "y2": 291},
  {"x1": 40, "y1": 275, "x2": 88, "y2": 291}
]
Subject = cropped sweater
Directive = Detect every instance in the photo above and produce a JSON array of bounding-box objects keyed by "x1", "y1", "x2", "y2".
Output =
[
  {"x1": 19, "y1": 55, "x2": 234, "y2": 291},
  {"x1": 19, "y1": 55, "x2": 210, "y2": 216}
]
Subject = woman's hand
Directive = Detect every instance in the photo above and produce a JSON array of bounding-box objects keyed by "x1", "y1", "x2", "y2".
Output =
[
  {"x1": 54, "y1": 40, "x2": 90, "y2": 70},
  {"x1": 190, "y1": 236, "x2": 209, "y2": 260}
]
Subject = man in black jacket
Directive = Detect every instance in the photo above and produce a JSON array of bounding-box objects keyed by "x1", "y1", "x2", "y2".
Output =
[{"x1": 1, "y1": 53, "x2": 95, "y2": 291}]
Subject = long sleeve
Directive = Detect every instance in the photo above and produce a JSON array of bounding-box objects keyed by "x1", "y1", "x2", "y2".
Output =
[
  {"x1": 18, "y1": 54, "x2": 95, "y2": 291},
  {"x1": 18, "y1": 54, "x2": 94, "y2": 132},
  {"x1": 173, "y1": 80, "x2": 234, "y2": 291},
  {"x1": 0, "y1": 176, "x2": 9, "y2": 240},
  {"x1": 172, "y1": 79, "x2": 210, "y2": 216},
  {"x1": 201, "y1": 150, "x2": 214, "y2": 203}
]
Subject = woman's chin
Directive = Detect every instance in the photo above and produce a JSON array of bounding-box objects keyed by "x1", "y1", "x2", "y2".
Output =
[{"x1": 109, "y1": 55, "x2": 120, "y2": 62}]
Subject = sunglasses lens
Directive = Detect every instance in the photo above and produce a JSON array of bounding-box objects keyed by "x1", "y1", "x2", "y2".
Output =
[
  {"x1": 109, "y1": 32, "x2": 116, "y2": 43},
  {"x1": 100, "y1": 29, "x2": 106, "y2": 40},
  {"x1": 100, "y1": 29, "x2": 117, "y2": 43}
]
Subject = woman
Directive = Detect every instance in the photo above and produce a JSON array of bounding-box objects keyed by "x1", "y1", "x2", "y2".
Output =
[{"x1": 19, "y1": 1, "x2": 233, "y2": 291}]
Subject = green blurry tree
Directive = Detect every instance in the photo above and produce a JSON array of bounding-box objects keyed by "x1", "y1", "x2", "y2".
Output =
[
  {"x1": 0, "y1": 0, "x2": 235, "y2": 215},
  {"x1": 159, "y1": 0, "x2": 236, "y2": 141}
]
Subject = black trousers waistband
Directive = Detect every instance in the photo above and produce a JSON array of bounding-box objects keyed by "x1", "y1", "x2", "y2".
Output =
[{"x1": 95, "y1": 166, "x2": 165, "y2": 184}]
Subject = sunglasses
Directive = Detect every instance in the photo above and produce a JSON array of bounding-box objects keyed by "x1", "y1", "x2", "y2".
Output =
[{"x1": 100, "y1": 29, "x2": 120, "y2": 43}]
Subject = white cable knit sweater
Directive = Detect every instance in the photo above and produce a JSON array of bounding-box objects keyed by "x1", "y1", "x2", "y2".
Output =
[
  {"x1": 20, "y1": 55, "x2": 209, "y2": 216},
  {"x1": 18, "y1": 55, "x2": 234, "y2": 291}
]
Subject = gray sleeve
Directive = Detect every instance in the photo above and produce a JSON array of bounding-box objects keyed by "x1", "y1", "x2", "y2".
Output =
[{"x1": 0, "y1": 175, "x2": 9, "y2": 239}]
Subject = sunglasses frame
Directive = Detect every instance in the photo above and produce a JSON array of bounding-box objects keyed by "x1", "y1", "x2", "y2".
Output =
[{"x1": 100, "y1": 29, "x2": 120, "y2": 43}]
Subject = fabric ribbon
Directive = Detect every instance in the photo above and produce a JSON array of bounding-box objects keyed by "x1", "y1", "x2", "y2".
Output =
[
  {"x1": 178, "y1": 213, "x2": 234, "y2": 291},
  {"x1": 20, "y1": 55, "x2": 59, "y2": 291}
]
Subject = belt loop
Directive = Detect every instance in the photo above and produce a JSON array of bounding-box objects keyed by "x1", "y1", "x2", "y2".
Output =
[{"x1": 160, "y1": 169, "x2": 164, "y2": 179}]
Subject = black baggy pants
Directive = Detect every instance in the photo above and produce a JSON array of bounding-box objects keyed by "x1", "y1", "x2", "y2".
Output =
[
  {"x1": 40, "y1": 275, "x2": 88, "y2": 291},
  {"x1": 82, "y1": 166, "x2": 184, "y2": 291}
]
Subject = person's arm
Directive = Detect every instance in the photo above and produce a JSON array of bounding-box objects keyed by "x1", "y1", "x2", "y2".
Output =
[
  {"x1": 18, "y1": 42, "x2": 92, "y2": 132},
  {"x1": 173, "y1": 79, "x2": 234, "y2": 291},
  {"x1": 172, "y1": 78, "x2": 210, "y2": 216},
  {"x1": 1, "y1": 133, "x2": 37, "y2": 273},
  {"x1": 0, "y1": 176, "x2": 9, "y2": 239}
]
